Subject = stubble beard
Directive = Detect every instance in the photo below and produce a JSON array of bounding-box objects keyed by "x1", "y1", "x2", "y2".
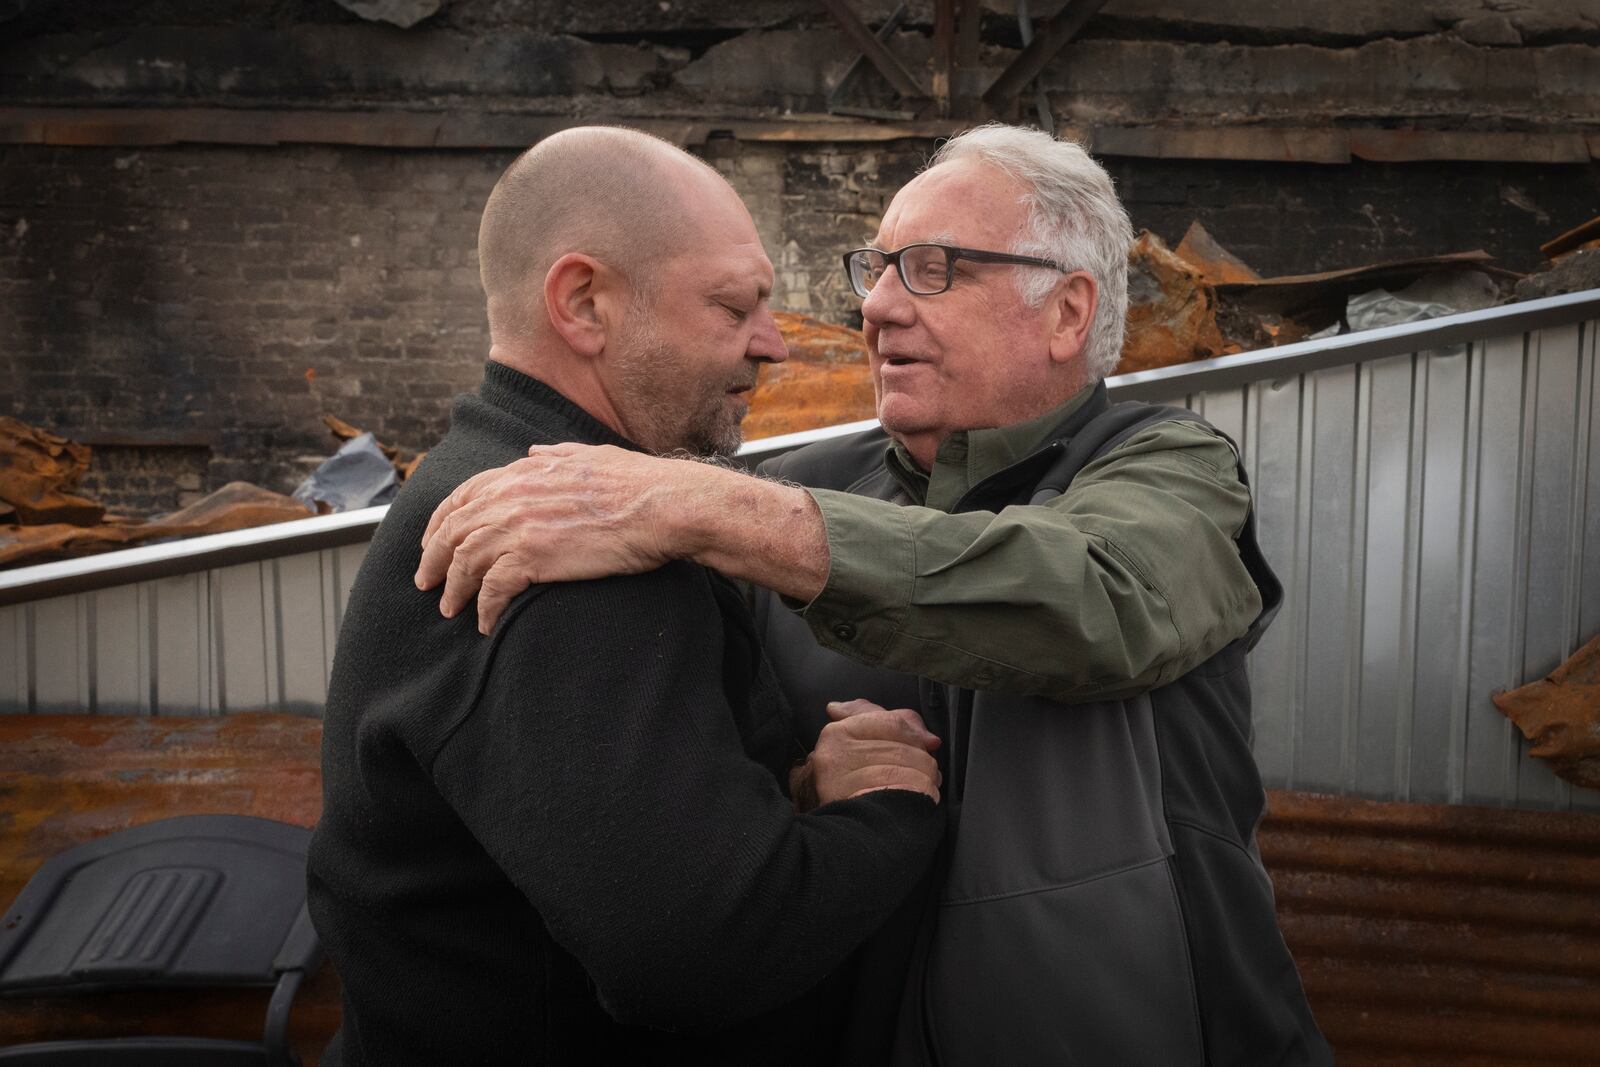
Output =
[{"x1": 614, "y1": 313, "x2": 748, "y2": 459}]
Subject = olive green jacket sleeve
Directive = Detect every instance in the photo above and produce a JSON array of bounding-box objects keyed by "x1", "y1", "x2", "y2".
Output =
[{"x1": 796, "y1": 419, "x2": 1263, "y2": 704}]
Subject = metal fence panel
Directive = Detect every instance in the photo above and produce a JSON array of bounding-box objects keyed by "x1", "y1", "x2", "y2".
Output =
[
  {"x1": 0, "y1": 296, "x2": 1597, "y2": 812},
  {"x1": 1157, "y1": 320, "x2": 1600, "y2": 811}
]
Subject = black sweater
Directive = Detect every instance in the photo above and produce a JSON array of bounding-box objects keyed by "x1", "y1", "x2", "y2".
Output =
[{"x1": 306, "y1": 362, "x2": 943, "y2": 1066}]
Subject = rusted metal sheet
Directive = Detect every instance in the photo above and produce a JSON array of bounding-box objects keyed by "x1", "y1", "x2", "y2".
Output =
[
  {"x1": 1, "y1": 482, "x2": 312, "y2": 570},
  {"x1": 1493, "y1": 633, "x2": 1600, "y2": 793},
  {"x1": 743, "y1": 312, "x2": 877, "y2": 441},
  {"x1": 1173, "y1": 220, "x2": 1261, "y2": 286},
  {"x1": 1115, "y1": 230, "x2": 1229, "y2": 375},
  {"x1": 0, "y1": 418, "x2": 102, "y2": 527},
  {"x1": 4, "y1": 716, "x2": 1598, "y2": 1062},
  {"x1": 0, "y1": 713, "x2": 334, "y2": 1064},
  {"x1": 1542, "y1": 216, "x2": 1600, "y2": 260},
  {"x1": 1215, "y1": 249, "x2": 1510, "y2": 326},
  {"x1": 1261, "y1": 789, "x2": 1600, "y2": 1065}
]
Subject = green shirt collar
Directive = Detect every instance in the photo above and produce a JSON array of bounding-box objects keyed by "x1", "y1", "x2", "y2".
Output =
[{"x1": 886, "y1": 383, "x2": 1099, "y2": 511}]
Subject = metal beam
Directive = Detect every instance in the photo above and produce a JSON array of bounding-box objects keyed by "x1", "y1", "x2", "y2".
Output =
[
  {"x1": 818, "y1": 0, "x2": 928, "y2": 101},
  {"x1": 932, "y1": 0, "x2": 955, "y2": 116},
  {"x1": 953, "y1": 0, "x2": 984, "y2": 114},
  {"x1": 4, "y1": 109, "x2": 1596, "y2": 165},
  {"x1": 827, "y1": 3, "x2": 908, "y2": 110},
  {"x1": 982, "y1": 0, "x2": 1109, "y2": 108}
]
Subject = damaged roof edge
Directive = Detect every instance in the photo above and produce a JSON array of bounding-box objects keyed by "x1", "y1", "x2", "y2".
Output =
[{"x1": 5, "y1": 287, "x2": 1598, "y2": 607}]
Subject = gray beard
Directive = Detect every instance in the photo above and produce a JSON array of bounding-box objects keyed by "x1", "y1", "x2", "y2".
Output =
[{"x1": 613, "y1": 319, "x2": 745, "y2": 459}]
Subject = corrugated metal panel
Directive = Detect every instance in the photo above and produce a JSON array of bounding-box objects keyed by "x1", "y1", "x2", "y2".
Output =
[
  {"x1": 5, "y1": 711, "x2": 1594, "y2": 1064},
  {"x1": 1261, "y1": 789, "x2": 1600, "y2": 1066},
  {"x1": 0, "y1": 296, "x2": 1597, "y2": 813},
  {"x1": 1153, "y1": 321, "x2": 1600, "y2": 811},
  {"x1": 0, "y1": 544, "x2": 362, "y2": 718}
]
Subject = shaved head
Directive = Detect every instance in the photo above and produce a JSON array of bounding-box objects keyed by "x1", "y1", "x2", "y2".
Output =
[{"x1": 478, "y1": 126, "x2": 729, "y2": 343}]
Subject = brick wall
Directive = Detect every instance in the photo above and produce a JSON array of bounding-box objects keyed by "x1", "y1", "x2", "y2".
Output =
[{"x1": 2, "y1": 140, "x2": 1596, "y2": 506}]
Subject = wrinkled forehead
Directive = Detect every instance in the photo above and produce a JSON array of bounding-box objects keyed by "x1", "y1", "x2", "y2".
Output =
[{"x1": 874, "y1": 159, "x2": 1030, "y2": 249}]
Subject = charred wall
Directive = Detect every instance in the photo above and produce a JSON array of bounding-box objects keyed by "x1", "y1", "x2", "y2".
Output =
[
  {"x1": 3, "y1": 0, "x2": 1600, "y2": 502},
  {"x1": 5, "y1": 139, "x2": 1596, "y2": 500}
]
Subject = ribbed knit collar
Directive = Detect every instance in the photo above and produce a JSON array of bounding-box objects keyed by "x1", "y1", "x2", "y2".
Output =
[{"x1": 478, "y1": 359, "x2": 641, "y2": 452}]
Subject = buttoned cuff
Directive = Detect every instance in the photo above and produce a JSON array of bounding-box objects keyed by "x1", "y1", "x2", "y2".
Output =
[{"x1": 795, "y1": 488, "x2": 915, "y2": 662}]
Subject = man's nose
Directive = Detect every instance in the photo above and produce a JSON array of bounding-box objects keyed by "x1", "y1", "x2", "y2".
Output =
[
  {"x1": 748, "y1": 307, "x2": 788, "y2": 364},
  {"x1": 861, "y1": 264, "x2": 915, "y2": 329}
]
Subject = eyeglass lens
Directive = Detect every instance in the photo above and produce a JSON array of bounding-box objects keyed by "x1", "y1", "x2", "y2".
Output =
[{"x1": 849, "y1": 245, "x2": 953, "y2": 296}]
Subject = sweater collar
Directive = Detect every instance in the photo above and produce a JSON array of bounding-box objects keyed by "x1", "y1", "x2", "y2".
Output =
[{"x1": 478, "y1": 360, "x2": 641, "y2": 452}]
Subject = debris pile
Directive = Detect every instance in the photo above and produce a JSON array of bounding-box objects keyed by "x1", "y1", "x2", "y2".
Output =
[
  {"x1": 0, "y1": 418, "x2": 105, "y2": 527},
  {"x1": 1119, "y1": 230, "x2": 1230, "y2": 374},
  {"x1": 292, "y1": 415, "x2": 425, "y2": 515},
  {"x1": 0, "y1": 471, "x2": 311, "y2": 571},
  {"x1": 0, "y1": 414, "x2": 425, "y2": 571},
  {"x1": 10, "y1": 213, "x2": 1599, "y2": 570}
]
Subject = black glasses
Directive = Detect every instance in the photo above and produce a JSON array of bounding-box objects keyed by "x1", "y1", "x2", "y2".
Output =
[{"x1": 842, "y1": 243, "x2": 1070, "y2": 298}]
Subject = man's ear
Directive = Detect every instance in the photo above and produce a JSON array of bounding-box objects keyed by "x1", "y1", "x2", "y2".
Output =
[
  {"x1": 543, "y1": 252, "x2": 612, "y2": 359},
  {"x1": 1048, "y1": 271, "x2": 1097, "y2": 365}
]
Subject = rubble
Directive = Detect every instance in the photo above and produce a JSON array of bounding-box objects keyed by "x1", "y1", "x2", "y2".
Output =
[
  {"x1": 1343, "y1": 267, "x2": 1501, "y2": 331},
  {"x1": 0, "y1": 417, "x2": 105, "y2": 526},
  {"x1": 1115, "y1": 231, "x2": 1231, "y2": 375},
  {"x1": 322, "y1": 413, "x2": 425, "y2": 479},
  {"x1": 1515, "y1": 247, "x2": 1600, "y2": 301},
  {"x1": 0, "y1": 482, "x2": 311, "y2": 569},
  {"x1": 1539, "y1": 215, "x2": 1600, "y2": 260},
  {"x1": 1174, "y1": 221, "x2": 1261, "y2": 286},
  {"x1": 1492, "y1": 634, "x2": 1600, "y2": 792},
  {"x1": 294, "y1": 433, "x2": 398, "y2": 514},
  {"x1": 1216, "y1": 249, "x2": 1516, "y2": 339}
]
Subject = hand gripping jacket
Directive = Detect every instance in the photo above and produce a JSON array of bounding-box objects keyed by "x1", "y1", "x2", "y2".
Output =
[{"x1": 754, "y1": 384, "x2": 1331, "y2": 1067}]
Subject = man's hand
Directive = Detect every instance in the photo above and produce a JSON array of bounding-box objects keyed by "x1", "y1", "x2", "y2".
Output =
[
  {"x1": 415, "y1": 442, "x2": 831, "y2": 635},
  {"x1": 415, "y1": 444, "x2": 684, "y2": 633},
  {"x1": 790, "y1": 700, "x2": 942, "y2": 811}
]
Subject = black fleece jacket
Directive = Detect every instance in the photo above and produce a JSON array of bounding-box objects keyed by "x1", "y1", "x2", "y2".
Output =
[{"x1": 306, "y1": 362, "x2": 943, "y2": 1066}]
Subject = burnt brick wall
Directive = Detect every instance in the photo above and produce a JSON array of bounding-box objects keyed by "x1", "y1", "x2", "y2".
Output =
[
  {"x1": 0, "y1": 144, "x2": 510, "y2": 500},
  {"x1": 2, "y1": 140, "x2": 1597, "y2": 505}
]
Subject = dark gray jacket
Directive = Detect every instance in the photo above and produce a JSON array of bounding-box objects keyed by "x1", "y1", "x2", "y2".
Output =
[{"x1": 755, "y1": 386, "x2": 1331, "y2": 1066}]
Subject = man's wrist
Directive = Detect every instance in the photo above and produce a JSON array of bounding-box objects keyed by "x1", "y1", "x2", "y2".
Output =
[
  {"x1": 654, "y1": 462, "x2": 743, "y2": 567},
  {"x1": 789, "y1": 757, "x2": 820, "y2": 813}
]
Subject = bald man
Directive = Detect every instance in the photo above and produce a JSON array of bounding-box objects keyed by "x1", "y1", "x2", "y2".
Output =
[{"x1": 306, "y1": 128, "x2": 944, "y2": 1066}]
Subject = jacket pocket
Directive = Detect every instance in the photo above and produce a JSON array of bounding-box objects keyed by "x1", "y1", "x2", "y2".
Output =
[{"x1": 925, "y1": 856, "x2": 1204, "y2": 1067}]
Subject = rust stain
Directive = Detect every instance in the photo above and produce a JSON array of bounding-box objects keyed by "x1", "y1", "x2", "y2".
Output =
[
  {"x1": 743, "y1": 312, "x2": 876, "y2": 440},
  {"x1": 1116, "y1": 230, "x2": 1228, "y2": 376},
  {"x1": 1261, "y1": 789, "x2": 1600, "y2": 1065},
  {"x1": 1173, "y1": 220, "x2": 1261, "y2": 286},
  {"x1": 1492, "y1": 634, "x2": 1600, "y2": 792},
  {"x1": 0, "y1": 713, "x2": 331, "y2": 1062},
  {"x1": 6, "y1": 717, "x2": 1600, "y2": 1064}
]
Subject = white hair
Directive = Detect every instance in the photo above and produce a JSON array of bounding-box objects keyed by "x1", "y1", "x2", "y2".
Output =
[{"x1": 928, "y1": 124, "x2": 1133, "y2": 382}]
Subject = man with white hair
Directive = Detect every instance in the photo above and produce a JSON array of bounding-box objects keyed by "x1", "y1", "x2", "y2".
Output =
[{"x1": 417, "y1": 124, "x2": 1330, "y2": 1064}]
